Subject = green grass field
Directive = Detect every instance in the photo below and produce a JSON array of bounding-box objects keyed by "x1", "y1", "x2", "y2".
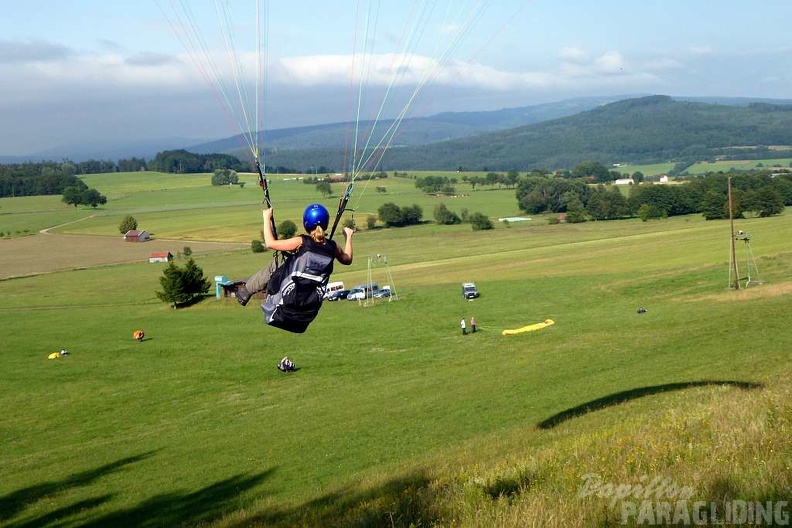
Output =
[{"x1": 1, "y1": 172, "x2": 790, "y2": 527}]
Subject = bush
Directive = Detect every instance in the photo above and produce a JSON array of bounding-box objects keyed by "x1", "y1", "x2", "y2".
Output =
[
  {"x1": 378, "y1": 202, "x2": 423, "y2": 227},
  {"x1": 251, "y1": 240, "x2": 265, "y2": 253},
  {"x1": 469, "y1": 212, "x2": 494, "y2": 230},
  {"x1": 434, "y1": 203, "x2": 461, "y2": 225}
]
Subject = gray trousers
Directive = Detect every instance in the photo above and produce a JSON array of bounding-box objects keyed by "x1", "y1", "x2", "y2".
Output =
[{"x1": 245, "y1": 258, "x2": 279, "y2": 294}]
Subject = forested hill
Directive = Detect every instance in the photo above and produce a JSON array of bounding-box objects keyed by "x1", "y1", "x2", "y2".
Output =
[{"x1": 264, "y1": 95, "x2": 792, "y2": 172}]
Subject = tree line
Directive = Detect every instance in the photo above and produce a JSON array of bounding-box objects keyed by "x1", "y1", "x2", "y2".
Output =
[{"x1": 515, "y1": 170, "x2": 791, "y2": 222}]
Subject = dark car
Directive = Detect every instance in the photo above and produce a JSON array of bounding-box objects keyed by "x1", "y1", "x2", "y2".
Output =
[
  {"x1": 462, "y1": 282, "x2": 479, "y2": 299},
  {"x1": 326, "y1": 289, "x2": 350, "y2": 301},
  {"x1": 373, "y1": 286, "x2": 391, "y2": 298}
]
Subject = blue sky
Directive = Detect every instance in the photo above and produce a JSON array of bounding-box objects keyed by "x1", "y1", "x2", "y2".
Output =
[{"x1": 1, "y1": 1, "x2": 791, "y2": 156}]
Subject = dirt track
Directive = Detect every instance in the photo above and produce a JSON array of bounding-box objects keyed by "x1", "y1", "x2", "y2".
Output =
[{"x1": 0, "y1": 233, "x2": 246, "y2": 280}]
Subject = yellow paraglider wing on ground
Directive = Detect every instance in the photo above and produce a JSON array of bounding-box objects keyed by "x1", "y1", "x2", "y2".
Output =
[{"x1": 502, "y1": 319, "x2": 555, "y2": 336}]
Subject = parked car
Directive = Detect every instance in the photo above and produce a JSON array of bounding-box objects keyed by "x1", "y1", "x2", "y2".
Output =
[
  {"x1": 323, "y1": 281, "x2": 346, "y2": 299},
  {"x1": 347, "y1": 287, "x2": 365, "y2": 300},
  {"x1": 348, "y1": 283, "x2": 379, "y2": 300},
  {"x1": 462, "y1": 282, "x2": 479, "y2": 299},
  {"x1": 374, "y1": 286, "x2": 391, "y2": 298},
  {"x1": 326, "y1": 289, "x2": 350, "y2": 301}
]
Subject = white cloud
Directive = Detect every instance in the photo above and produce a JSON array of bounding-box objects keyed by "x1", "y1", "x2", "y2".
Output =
[
  {"x1": 558, "y1": 46, "x2": 589, "y2": 64},
  {"x1": 557, "y1": 49, "x2": 626, "y2": 78},
  {"x1": 593, "y1": 51, "x2": 625, "y2": 74}
]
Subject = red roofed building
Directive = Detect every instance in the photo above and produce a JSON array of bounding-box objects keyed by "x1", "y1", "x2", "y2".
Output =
[
  {"x1": 148, "y1": 252, "x2": 173, "y2": 263},
  {"x1": 124, "y1": 230, "x2": 150, "y2": 242}
]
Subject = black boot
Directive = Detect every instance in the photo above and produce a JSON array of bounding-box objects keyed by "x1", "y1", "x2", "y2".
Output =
[{"x1": 236, "y1": 285, "x2": 252, "y2": 306}]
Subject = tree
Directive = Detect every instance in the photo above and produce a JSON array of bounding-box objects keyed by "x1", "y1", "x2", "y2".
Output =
[
  {"x1": 156, "y1": 263, "x2": 185, "y2": 308},
  {"x1": 505, "y1": 169, "x2": 519, "y2": 188},
  {"x1": 81, "y1": 188, "x2": 107, "y2": 208},
  {"x1": 637, "y1": 203, "x2": 665, "y2": 222},
  {"x1": 469, "y1": 212, "x2": 493, "y2": 230},
  {"x1": 400, "y1": 204, "x2": 423, "y2": 225},
  {"x1": 377, "y1": 203, "x2": 422, "y2": 227},
  {"x1": 278, "y1": 219, "x2": 298, "y2": 238},
  {"x1": 62, "y1": 186, "x2": 83, "y2": 207},
  {"x1": 211, "y1": 169, "x2": 239, "y2": 186},
  {"x1": 571, "y1": 161, "x2": 612, "y2": 183},
  {"x1": 156, "y1": 258, "x2": 210, "y2": 308},
  {"x1": 315, "y1": 181, "x2": 332, "y2": 197},
  {"x1": 562, "y1": 191, "x2": 587, "y2": 223},
  {"x1": 415, "y1": 175, "x2": 454, "y2": 194},
  {"x1": 747, "y1": 187, "x2": 785, "y2": 217},
  {"x1": 700, "y1": 190, "x2": 728, "y2": 220},
  {"x1": 433, "y1": 203, "x2": 461, "y2": 225},
  {"x1": 378, "y1": 202, "x2": 403, "y2": 227},
  {"x1": 251, "y1": 239, "x2": 265, "y2": 253},
  {"x1": 119, "y1": 215, "x2": 138, "y2": 234},
  {"x1": 366, "y1": 215, "x2": 377, "y2": 229},
  {"x1": 587, "y1": 186, "x2": 629, "y2": 220}
]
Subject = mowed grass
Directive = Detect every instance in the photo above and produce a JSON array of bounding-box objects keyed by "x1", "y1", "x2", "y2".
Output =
[
  {"x1": 1, "y1": 172, "x2": 790, "y2": 527},
  {"x1": 26, "y1": 171, "x2": 525, "y2": 242}
]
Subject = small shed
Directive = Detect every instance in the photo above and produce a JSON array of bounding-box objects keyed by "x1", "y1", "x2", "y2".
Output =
[
  {"x1": 149, "y1": 252, "x2": 173, "y2": 263},
  {"x1": 124, "y1": 230, "x2": 150, "y2": 242}
]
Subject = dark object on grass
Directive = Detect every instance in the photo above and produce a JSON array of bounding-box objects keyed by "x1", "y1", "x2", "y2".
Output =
[
  {"x1": 277, "y1": 356, "x2": 297, "y2": 372},
  {"x1": 637, "y1": 307, "x2": 648, "y2": 314}
]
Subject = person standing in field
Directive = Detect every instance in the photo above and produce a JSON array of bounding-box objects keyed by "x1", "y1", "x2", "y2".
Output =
[
  {"x1": 470, "y1": 316, "x2": 477, "y2": 333},
  {"x1": 461, "y1": 317, "x2": 467, "y2": 335}
]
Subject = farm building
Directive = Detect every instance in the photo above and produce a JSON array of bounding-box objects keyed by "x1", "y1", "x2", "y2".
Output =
[
  {"x1": 149, "y1": 252, "x2": 173, "y2": 263},
  {"x1": 124, "y1": 230, "x2": 150, "y2": 242}
]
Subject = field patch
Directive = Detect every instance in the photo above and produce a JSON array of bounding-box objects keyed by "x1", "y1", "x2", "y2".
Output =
[{"x1": 0, "y1": 233, "x2": 245, "y2": 279}]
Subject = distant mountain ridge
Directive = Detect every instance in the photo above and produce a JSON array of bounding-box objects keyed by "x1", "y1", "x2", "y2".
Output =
[
  {"x1": 3, "y1": 95, "x2": 792, "y2": 165},
  {"x1": 260, "y1": 95, "x2": 792, "y2": 172},
  {"x1": 0, "y1": 95, "x2": 640, "y2": 163},
  {"x1": 187, "y1": 95, "x2": 637, "y2": 154}
]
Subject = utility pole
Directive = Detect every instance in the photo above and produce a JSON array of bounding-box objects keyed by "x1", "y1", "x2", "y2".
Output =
[{"x1": 728, "y1": 176, "x2": 740, "y2": 290}]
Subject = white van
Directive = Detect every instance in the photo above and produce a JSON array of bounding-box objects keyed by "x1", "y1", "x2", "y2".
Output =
[{"x1": 324, "y1": 281, "x2": 345, "y2": 299}]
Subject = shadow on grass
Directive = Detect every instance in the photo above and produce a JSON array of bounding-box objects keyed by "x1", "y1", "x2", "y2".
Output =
[
  {"x1": 537, "y1": 380, "x2": 764, "y2": 430},
  {"x1": 79, "y1": 471, "x2": 275, "y2": 528},
  {"x1": 235, "y1": 471, "x2": 437, "y2": 528},
  {"x1": 0, "y1": 452, "x2": 155, "y2": 523},
  {"x1": 1, "y1": 451, "x2": 275, "y2": 528}
]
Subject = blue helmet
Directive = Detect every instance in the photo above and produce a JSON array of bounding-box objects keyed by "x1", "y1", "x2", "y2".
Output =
[{"x1": 303, "y1": 203, "x2": 330, "y2": 232}]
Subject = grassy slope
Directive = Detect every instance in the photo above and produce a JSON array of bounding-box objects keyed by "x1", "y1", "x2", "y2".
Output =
[{"x1": 0, "y1": 172, "x2": 790, "y2": 527}]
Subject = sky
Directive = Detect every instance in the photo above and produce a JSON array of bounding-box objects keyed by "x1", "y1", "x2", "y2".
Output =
[{"x1": 1, "y1": 1, "x2": 791, "y2": 157}]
